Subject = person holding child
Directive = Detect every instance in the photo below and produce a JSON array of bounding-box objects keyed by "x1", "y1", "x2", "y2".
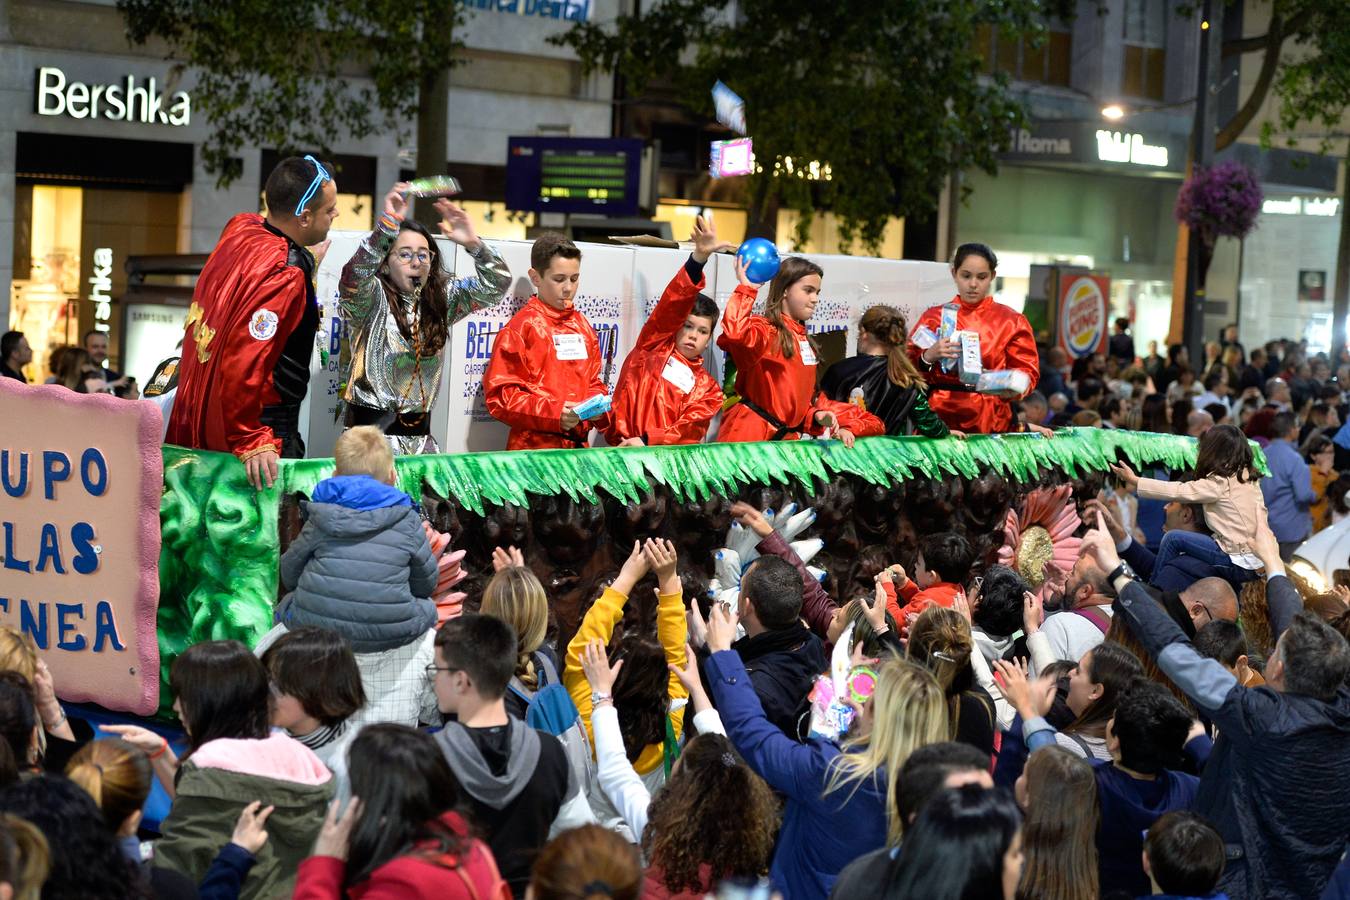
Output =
[
  {"x1": 1110, "y1": 423, "x2": 1274, "y2": 588},
  {"x1": 483, "y1": 233, "x2": 611, "y2": 450},
  {"x1": 605, "y1": 215, "x2": 730, "y2": 446},
  {"x1": 276, "y1": 425, "x2": 438, "y2": 651},
  {"x1": 254, "y1": 425, "x2": 441, "y2": 728},
  {"x1": 339, "y1": 182, "x2": 510, "y2": 455}
]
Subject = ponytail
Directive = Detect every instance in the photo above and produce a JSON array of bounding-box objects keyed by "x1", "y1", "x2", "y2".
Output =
[
  {"x1": 859, "y1": 305, "x2": 925, "y2": 389},
  {"x1": 65, "y1": 739, "x2": 152, "y2": 832}
]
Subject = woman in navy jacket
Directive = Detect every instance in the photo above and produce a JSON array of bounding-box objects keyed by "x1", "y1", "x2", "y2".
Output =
[{"x1": 703, "y1": 606, "x2": 948, "y2": 900}]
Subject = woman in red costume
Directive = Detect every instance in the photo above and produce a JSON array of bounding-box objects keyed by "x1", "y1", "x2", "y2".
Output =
[
  {"x1": 908, "y1": 243, "x2": 1040, "y2": 434},
  {"x1": 717, "y1": 256, "x2": 883, "y2": 445}
]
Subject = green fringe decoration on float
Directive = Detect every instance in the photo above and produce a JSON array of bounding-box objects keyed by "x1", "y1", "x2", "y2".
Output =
[{"x1": 155, "y1": 428, "x2": 1263, "y2": 715}]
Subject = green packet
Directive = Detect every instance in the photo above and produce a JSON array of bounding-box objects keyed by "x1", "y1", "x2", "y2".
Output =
[{"x1": 404, "y1": 176, "x2": 462, "y2": 199}]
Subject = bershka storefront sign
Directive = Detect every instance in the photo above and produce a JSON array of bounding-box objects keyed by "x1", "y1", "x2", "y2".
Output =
[{"x1": 35, "y1": 67, "x2": 190, "y2": 127}]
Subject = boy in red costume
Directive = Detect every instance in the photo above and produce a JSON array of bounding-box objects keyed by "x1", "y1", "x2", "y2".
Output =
[
  {"x1": 166, "y1": 156, "x2": 339, "y2": 489},
  {"x1": 606, "y1": 215, "x2": 730, "y2": 446},
  {"x1": 483, "y1": 234, "x2": 610, "y2": 450},
  {"x1": 717, "y1": 256, "x2": 883, "y2": 444}
]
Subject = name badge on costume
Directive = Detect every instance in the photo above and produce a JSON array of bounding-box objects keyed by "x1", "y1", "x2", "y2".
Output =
[
  {"x1": 798, "y1": 339, "x2": 818, "y2": 366},
  {"x1": 553, "y1": 333, "x2": 587, "y2": 361},
  {"x1": 661, "y1": 355, "x2": 696, "y2": 393},
  {"x1": 249, "y1": 309, "x2": 279, "y2": 341}
]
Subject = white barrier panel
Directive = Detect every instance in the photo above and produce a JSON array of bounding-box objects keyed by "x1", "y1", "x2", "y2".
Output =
[{"x1": 306, "y1": 234, "x2": 954, "y2": 457}]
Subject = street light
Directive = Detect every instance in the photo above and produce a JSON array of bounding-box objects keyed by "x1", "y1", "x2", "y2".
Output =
[{"x1": 1101, "y1": 104, "x2": 1126, "y2": 121}]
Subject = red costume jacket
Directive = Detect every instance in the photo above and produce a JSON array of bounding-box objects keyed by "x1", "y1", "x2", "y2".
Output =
[
  {"x1": 606, "y1": 260, "x2": 724, "y2": 445},
  {"x1": 482, "y1": 296, "x2": 610, "y2": 451},
  {"x1": 716, "y1": 287, "x2": 883, "y2": 442},
  {"x1": 907, "y1": 294, "x2": 1039, "y2": 434},
  {"x1": 165, "y1": 214, "x2": 316, "y2": 461}
]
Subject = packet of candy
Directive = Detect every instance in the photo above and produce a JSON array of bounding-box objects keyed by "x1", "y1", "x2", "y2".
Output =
[
  {"x1": 939, "y1": 304, "x2": 960, "y2": 374},
  {"x1": 403, "y1": 176, "x2": 463, "y2": 199},
  {"x1": 958, "y1": 331, "x2": 983, "y2": 385},
  {"x1": 976, "y1": 369, "x2": 1031, "y2": 396},
  {"x1": 572, "y1": 393, "x2": 612, "y2": 421},
  {"x1": 712, "y1": 80, "x2": 747, "y2": 135}
]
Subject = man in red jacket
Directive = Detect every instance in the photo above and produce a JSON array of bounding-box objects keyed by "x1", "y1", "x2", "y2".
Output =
[
  {"x1": 166, "y1": 156, "x2": 339, "y2": 489},
  {"x1": 606, "y1": 215, "x2": 730, "y2": 446},
  {"x1": 482, "y1": 233, "x2": 610, "y2": 450}
]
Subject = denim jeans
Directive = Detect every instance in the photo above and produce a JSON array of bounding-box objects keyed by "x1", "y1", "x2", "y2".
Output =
[{"x1": 1152, "y1": 530, "x2": 1259, "y2": 588}]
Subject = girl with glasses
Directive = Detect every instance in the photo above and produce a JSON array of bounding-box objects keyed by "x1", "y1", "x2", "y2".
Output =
[{"x1": 339, "y1": 182, "x2": 511, "y2": 454}]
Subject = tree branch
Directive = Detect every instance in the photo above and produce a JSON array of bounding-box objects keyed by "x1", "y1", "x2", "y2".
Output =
[
  {"x1": 1216, "y1": 13, "x2": 1288, "y2": 151},
  {"x1": 1222, "y1": 33, "x2": 1272, "y2": 57}
]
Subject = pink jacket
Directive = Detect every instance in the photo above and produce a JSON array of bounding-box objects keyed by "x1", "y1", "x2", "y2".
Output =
[{"x1": 1138, "y1": 475, "x2": 1272, "y2": 558}]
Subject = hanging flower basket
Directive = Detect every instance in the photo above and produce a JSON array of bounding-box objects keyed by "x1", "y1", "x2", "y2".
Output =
[{"x1": 1174, "y1": 158, "x2": 1263, "y2": 268}]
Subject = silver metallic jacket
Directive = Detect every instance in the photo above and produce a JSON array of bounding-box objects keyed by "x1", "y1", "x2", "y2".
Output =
[{"x1": 338, "y1": 223, "x2": 511, "y2": 418}]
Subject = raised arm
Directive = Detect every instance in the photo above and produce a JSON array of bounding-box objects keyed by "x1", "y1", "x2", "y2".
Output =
[
  {"x1": 645, "y1": 539, "x2": 690, "y2": 740},
  {"x1": 339, "y1": 185, "x2": 408, "y2": 328},
  {"x1": 433, "y1": 199, "x2": 512, "y2": 325},
  {"x1": 715, "y1": 276, "x2": 771, "y2": 357},
  {"x1": 704, "y1": 604, "x2": 828, "y2": 801},
  {"x1": 1079, "y1": 530, "x2": 1244, "y2": 728},
  {"x1": 1133, "y1": 474, "x2": 1225, "y2": 504},
  {"x1": 731, "y1": 502, "x2": 838, "y2": 639},
  {"x1": 564, "y1": 544, "x2": 650, "y2": 744}
]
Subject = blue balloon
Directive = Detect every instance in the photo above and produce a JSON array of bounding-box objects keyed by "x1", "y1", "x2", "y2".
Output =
[{"x1": 737, "y1": 237, "x2": 781, "y2": 284}]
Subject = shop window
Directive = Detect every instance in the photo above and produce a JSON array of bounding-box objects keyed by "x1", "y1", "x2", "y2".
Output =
[
  {"x1": 458, "y1": 200, "x2": 532, "y2": 242},
  {"x1": 656, "y1": 202, "x2": 747, "y2": 249},
  {"x1": 777, "y1": 209, "x2": 903, "y2": 259},
  {"x1": 1122, "y1": 0, "x2": 1167, "y2": 101},
  {"x1": 9, "y1": 183, "x2": 184, "y2": 382},
  {"x1": 976, "y1": 24, "x2": 1072, "y2": 87},
  {"x1": 10, "y1": 185, "x2": 84, "y2": 381}
]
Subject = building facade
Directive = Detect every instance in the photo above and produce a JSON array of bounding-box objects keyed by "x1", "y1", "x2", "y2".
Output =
[
  {"x1": 0, "y1": 0, "x2": 615, "y2": 381},
  {"x1": 949, "y1": 0, "x2": 1343, "y2": 355}
]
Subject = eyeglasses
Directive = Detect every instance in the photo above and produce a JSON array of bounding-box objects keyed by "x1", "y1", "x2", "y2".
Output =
[
  {"x1": 425, "y1": 664, "x2": 458, "y2": 677},
  {"x1": 294, "y1": 155, "x2": 331, "y2": 217},
  {"x1": 395, "y1": 250, "x2": 432, "y2": 265}
]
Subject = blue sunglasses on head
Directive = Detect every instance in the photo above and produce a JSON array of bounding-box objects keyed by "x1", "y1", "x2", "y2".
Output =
[{"x1": 294, "y1": 155, "x2": 331, "y2": 217}]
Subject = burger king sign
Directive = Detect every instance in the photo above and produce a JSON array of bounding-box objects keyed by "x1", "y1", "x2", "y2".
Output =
[{"x1": 1057, "y1": 275, "x2": 1109, "y2": 359}]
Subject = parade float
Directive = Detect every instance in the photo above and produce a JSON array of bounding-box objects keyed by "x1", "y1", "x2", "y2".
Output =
[
  {"x1": 2, "y1": 232, "x2": 1273, "y2": 718},
  {"x1": 4, "y1": 369, "x2": 1218, "y2": 717}
]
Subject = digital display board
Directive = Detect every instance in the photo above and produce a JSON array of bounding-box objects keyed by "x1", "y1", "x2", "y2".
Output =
[{"x1": 505, "y1": 137, "x2": 642, "y2": 216}]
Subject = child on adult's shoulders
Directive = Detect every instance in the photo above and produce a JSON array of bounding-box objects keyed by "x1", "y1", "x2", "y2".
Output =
[{"x1": 275, "y1": 425, "x2": 438, "y2": 653}]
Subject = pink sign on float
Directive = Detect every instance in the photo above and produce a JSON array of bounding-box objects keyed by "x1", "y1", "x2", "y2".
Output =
[{"x1": 0, "y1": 379, "x2": 162, "y2": 715}]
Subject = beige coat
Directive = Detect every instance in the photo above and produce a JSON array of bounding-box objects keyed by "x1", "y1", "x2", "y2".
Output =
[{"x1": 1138, "y1": 475, "x2": 1271, "y2": 558}]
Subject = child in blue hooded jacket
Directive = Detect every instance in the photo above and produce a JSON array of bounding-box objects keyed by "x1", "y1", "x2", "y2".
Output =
[{"x1": 277, "y1": 425, "x2": 438, "y2": 652}]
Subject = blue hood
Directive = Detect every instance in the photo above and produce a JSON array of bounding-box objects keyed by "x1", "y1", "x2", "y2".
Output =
[{"x1": 310, "y1": 475, "x2": 412, "y2": 511}]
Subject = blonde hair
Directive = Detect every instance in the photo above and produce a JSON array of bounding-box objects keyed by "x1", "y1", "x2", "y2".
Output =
[
  {"x1": 0, "y1": 814, "x2": 49, "y2": 900},
  {"x1": 481, "y1": 566, "x2": 549, "y2": 689},
  {"x1": 66, "y1": 739, "x2": 152, "y2": 832},
  {"x1": 334, "y1": 425, "x2": 394, "y2": 480},
  {"x1": 823, "y1": 659, "x2": 948, "y2": 845},
  {"x1": 0, "y1": 628, "x2": 44, "y2": 760},
  {"x1": 859, "y1": 305, "x2": 925, "y2": 389},
  {"x1": 763, "y1": 257, "x2": 824, "y2": 360},
  {"x1": 906, "y1": 607, "x2": 975, "y2": 739},
  {"x1": 0, "y1": 628, "x2": 38, "y2": 685}
]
